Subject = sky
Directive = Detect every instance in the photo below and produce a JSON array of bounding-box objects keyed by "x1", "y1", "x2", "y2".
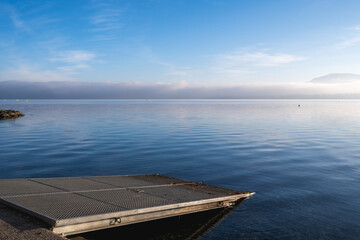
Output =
[{"x1": 1, "y1": 0, "x2": 360, "y2": 98}]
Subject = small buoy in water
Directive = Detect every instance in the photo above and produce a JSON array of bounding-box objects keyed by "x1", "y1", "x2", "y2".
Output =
[
  {"x1": 16, "y1": 99, "x2": 19, "y2": 101},
  {"x1": 26, "y1": 99, "x2": 28, "y2": 101}
]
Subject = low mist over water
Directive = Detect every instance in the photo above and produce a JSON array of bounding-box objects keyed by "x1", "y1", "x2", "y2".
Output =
[
  {"x1": 2, "y1": 80, "x2": 360, "y2": 99},
  {"x1": 1, "y1": 100, "x2": 360, "y2": 239}
]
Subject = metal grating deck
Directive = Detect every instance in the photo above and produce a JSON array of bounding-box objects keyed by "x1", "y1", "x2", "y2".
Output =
[{"x1": 0, "y1": 174, "x2": 254, "y2": 236}]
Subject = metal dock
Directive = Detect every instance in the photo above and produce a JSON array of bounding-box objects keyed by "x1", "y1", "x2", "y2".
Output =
[{"x1": 0, "y1": 174, "x2": 254, "y2": 236}]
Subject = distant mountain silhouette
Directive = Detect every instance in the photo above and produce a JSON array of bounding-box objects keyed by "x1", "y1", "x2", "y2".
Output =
[{"x1": 310, "y1": 73, "x2": 360, "y2": 83}]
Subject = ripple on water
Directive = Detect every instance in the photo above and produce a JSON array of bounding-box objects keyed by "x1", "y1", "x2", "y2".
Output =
[{"x1": 0, "y1": 100, "x2": 360, "y2": 239}]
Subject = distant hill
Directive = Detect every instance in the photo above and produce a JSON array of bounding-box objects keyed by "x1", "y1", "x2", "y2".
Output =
[{"x1": 310, "y1": 73, "x2": 360, "y2": 83}]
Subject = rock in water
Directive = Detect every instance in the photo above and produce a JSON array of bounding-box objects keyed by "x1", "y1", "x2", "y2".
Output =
[{"x1": 0, "y1": 110, "x2": 25, "y2": 120}]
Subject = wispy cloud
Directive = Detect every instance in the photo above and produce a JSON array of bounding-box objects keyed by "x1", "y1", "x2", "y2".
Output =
[
  {"x1": 57, "y1": 64, "x2": 90, "y2": 73},
  {"x1": 0, "y1": 66, "x2": 72, "y2": 82},
  {"x1": 91, "y1": 9, "x2": 123, "y2": 31},
  {"x1": 218, "y1": 50, "x2": 303, "y2": 67},
  {"x1": 212, "y1": 64, "x2": 250, "y2": 76},
  {"x1": 28, "y1": 15, "x2": 61, "y2": 27},
  {"x1": 338, "y1": 25, "x2": 360, "y2": 48},
  {"x1": 49, "y1": 50, "x2": 96, "y2": 73},
  {"x1": 49, "y1": 51, "x2": 95, "y2": 64},
  {"x1": 211, "y1": 49, "x2": 303, "y2": 78},
  {"x1": 1, "y1": 2, "x2": 60, "y2": 33},
  {"x1": 166, "y1": 70, "x2": 192, "y2": 77},
  {"x1": 89, "y1": 2, "x2": 124, "y2": 41},
  {"x1": 2, "y1": 4, "x2": 29, "y2": 32},
  {"x1": 36, "y1": 36, "x2": 69, "y2": 51},
  {"x1": 140, "y1": 47, "x2": 193, "y2": 78}
]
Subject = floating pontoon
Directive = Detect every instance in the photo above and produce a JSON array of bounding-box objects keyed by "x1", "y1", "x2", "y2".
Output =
[{"x1": 0, "y1": 174, "x2": 254, "y2": 236}]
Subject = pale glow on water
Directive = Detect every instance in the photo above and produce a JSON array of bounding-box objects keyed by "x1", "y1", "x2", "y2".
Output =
[{"x1": 1, "y1": 100, "x2": 360, "y2": 239}]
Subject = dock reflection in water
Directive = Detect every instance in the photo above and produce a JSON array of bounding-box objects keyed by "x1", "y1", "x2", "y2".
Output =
[{"x1": 69, "y1": 200, "x2": 246, "y2": 240}]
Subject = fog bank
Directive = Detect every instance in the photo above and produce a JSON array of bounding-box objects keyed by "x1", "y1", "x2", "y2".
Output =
[{"x1": 1, "y1": 81, "x2": 360, "y2": 99}]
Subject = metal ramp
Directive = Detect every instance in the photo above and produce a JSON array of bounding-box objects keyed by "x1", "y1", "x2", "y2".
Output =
[{"x1": 0, "y1": 174, "x2": 254, "y2": 236}]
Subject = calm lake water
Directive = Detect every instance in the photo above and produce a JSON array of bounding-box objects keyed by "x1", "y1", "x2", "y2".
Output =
[{"x1": 1, "y1": 100, "x2": 360, "y2": 239}]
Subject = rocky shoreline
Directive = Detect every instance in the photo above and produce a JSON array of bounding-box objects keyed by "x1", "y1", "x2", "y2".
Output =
[{"x1": 0, "y1": 110, "x2": 25, "y2": 120}]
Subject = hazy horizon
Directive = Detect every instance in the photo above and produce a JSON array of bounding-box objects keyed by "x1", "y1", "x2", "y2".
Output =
[
  {"x1": 2, "y1": 78, "x2": 360, "y2": 99},
  {"x1": 1, "y1": 0, "x2": 360, "y2": 99}
]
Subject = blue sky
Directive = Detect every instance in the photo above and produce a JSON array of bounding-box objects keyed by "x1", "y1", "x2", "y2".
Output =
[{"x1": 1, "y1": 0, "x2": 360, "y2": 86}]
